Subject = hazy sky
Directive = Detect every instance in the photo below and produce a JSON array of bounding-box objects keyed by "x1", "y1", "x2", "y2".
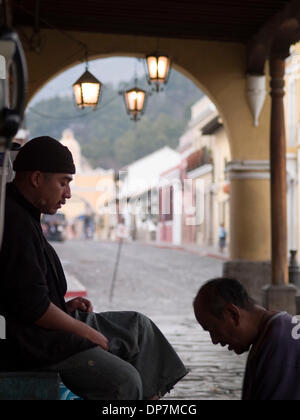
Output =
[{"x1": 30, "y1": 57, "x2": 146, "y2": 105}]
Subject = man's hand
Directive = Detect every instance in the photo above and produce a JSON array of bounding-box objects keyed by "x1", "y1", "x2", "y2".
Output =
[
  {"x1": 36, "y1": 302, "x2": 109, "y2": 351},
  {"x1": 66, "y1": 297, "x2": 93, "y2": 313},
  {"x1": 87, "y1": 328, "x2": 109, "y2": 351}
]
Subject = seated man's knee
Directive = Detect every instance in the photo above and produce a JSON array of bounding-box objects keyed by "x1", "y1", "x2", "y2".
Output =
[{"x1": 117, "y1": 364, "x2": 143, "y2": 400}]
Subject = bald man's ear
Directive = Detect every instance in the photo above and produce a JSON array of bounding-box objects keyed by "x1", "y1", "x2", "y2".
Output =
[{"x1": 224, "y1": 303, "x2": 240, "y2": 326}]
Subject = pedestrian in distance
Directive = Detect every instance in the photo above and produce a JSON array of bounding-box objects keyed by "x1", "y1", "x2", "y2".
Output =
[
  {"x1": 218, "y1": 223, "x2": 227, "y2": 253},
  {"x1": 193, "y1": 277, "x2": 300, "y2": 400},
  {"x1": 0, "y1": 136, "x2": 188, "y2": 400}
]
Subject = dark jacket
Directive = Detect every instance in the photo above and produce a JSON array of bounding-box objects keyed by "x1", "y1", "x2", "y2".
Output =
[{"x1": 0, "y1": 183, "x2": 95, "y2": 370}]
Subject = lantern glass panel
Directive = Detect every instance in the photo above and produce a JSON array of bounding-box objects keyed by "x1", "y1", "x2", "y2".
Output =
[
  {"x1": 73, "y1": 83, "x2": 83, "y2": 106},
  {"x1": 157, "y1": 56, "x2": 169, "y2": 79},
  {"x1": 136, "y1": 91, "x2": 145, "y2": 111},
  {"x1": 126, "y1": 90, "x2": 137, "y2": 111},
  {"x1": 147, "y1": 56, "x2": 159, "y2": 80},
  {"x1": 81, "y1": 82, "x2": 100, "y2": 106}
]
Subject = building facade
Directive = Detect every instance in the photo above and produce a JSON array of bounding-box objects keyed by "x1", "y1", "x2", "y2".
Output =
[
  {"x1": 117, "y1": 146, "x2": 181, "y2": 243},
  {"x1": 158, "y1": 96, "x2": 231, "y2": 250}
]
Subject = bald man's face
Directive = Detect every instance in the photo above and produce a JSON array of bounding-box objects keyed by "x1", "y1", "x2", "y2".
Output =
[{"x1": 194, "y1": 294, "x2": 251, "y2": 355}]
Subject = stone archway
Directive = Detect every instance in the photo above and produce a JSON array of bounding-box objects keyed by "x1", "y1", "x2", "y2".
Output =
[{"x1": 22, "y1": 29, "x2": 272, "y2": 279}]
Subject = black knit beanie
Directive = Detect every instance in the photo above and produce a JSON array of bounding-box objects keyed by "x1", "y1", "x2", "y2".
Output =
[{"x1": 13, "y1": 136, "x2": 76, "y2": 174}]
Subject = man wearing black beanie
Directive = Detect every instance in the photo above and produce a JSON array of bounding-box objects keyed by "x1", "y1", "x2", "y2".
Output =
[
  {"x1": 12, "y1": 136, "x2": 76, "y2": 215},
  {"x1": 0, "y1": 136, "x2": 188, "y2": 400}
]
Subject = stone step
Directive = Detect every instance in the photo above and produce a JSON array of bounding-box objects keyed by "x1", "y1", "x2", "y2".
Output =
[{"x1": 0, "y1": 372, "x2": 60, "y2": 400}]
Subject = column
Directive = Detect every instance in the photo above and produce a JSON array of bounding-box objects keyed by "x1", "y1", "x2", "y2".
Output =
[
  {"x1": 263, "y1": 57, "x2": 297, "y2": 314},
  {"x1": 270, "y1": 57, "x2": 288, "y2": 285},
  {"x1": 223, "y1": 161, "x2": 271, "y2": 305}
]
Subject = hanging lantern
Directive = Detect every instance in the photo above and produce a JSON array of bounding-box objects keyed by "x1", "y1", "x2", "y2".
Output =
[
  {"x1": 123, "y1": 85, "x2": 147, "y2": 121},
  {"x1": 73, "y1": 69, "x2": 102, "y2": 109},
  {"x1": 146, "y1": 53, "x2": 171, "y2": 92}
]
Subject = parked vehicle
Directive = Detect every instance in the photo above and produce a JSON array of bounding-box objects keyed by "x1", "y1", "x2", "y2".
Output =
[{"x1": 41, "y1": 213, "x2": 67, "y2": 242}]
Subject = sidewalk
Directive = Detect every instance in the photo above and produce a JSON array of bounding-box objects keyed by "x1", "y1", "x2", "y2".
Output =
[
  {"x1": 54, "y1": 240, "x2": 243, "y2": 400},
  {"x1": 63, "y1": 241, "x2": 229, "y2": 299},
  {"x1": 145, "y1": 241, "x2": 230, "y2": 261},
  {"x1": 64, "y1": 271, "x2": 87, "y2": 299}
]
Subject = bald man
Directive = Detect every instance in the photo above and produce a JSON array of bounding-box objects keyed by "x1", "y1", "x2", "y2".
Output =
[{"x1": 193, "y1": 278, "x2": 300, "y2": 400}]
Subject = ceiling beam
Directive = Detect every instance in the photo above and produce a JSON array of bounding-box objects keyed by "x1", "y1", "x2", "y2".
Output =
[{"x1": 247, "y1": 0, "x2": 300, "y2": 75}]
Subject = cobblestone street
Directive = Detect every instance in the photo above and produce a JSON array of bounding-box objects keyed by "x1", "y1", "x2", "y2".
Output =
[{"x1": 53, "y1": 239, "x2": 247, "y2": 400}]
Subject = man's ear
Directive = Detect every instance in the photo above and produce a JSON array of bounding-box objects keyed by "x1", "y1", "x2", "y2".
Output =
[
  {"x1": 29, "y1": 171, "x2": 42, "y2": 188},
  {"x1": 225, "y1": 303, "x2": 240, "y2": 326}
]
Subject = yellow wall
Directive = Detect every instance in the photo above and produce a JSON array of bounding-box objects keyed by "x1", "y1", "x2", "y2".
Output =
[{"x1": 230, "y1": 178, "x2": 270, "y2": 260}]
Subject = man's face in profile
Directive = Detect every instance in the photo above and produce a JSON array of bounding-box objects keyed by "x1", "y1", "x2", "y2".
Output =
[
  {"x1": 194, "y1": 295, "x2": 251, "y2": 355},
  {"x1": 37, "y1": 172, "x2": 73, "y2": 214}
]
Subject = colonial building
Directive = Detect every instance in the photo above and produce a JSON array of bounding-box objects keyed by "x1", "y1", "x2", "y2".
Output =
[
  {"x1": 158, "y1": 96, "x2": 231, "y2": 250},
  {"x1": 116, "y1": 146, "x2": 181, "y2": 242}
]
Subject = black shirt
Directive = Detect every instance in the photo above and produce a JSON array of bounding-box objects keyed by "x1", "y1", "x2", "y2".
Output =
[{"x1": 0, "y1": 183, "x2": 95, "y2": 370}]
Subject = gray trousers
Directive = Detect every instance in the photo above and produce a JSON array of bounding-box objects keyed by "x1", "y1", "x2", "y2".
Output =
[{"x1": 45, "y1": 311, "x2": 188, "y2": 400}]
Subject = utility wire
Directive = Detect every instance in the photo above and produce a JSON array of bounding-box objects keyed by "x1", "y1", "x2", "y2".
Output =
[{"x1": 27, "y1": 95, "x2": 118, "y2": 121}]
